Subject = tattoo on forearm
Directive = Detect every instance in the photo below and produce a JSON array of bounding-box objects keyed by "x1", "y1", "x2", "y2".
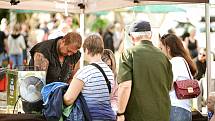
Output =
[{"x1": 34, "y1": 52, "x2": 49, "y2": 71}]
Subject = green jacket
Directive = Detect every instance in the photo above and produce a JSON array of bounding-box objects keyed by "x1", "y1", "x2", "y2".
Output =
[{"x1": 118, "y1": 40, "x2": 173, "y2": 121}]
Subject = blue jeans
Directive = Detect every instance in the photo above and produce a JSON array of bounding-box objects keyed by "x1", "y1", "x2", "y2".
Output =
[
  {"x1": 170, "y1": 106, "x2": 192, "y2": 121},
  {"x1": 10, "y1": 54, "x2": 23, "y2": 69}
]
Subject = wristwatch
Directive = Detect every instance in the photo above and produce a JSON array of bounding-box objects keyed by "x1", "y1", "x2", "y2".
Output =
[{"x1": 117, "y1": 112, "x2": 125, "y2": 116}]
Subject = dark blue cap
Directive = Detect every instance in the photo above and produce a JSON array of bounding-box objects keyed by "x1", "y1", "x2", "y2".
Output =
[{"x1": 129, "y1": 20, "x2": 151, "y2": 34}]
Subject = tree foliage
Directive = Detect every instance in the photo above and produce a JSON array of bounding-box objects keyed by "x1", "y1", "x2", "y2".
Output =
[{"x1": 91, "y1": 17, "x2": 108, "y2": 32}]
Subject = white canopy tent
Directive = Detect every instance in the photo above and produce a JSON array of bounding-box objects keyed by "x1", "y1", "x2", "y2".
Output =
[
  {"x1": 0, "y1": 0, "x2": 212, "y2": 97},
  {"x1": 0, "y1": 0, "x2": 208, "y2": 13}
]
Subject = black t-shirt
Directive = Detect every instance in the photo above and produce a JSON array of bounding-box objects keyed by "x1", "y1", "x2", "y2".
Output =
[
  {"x1": 103, "y1": 31, "x2": 114, "y2": 53},
  {"x1": 0, "y1": 31, "x2": 6, "y2": 54},
  {"x1": 188, "y1": 39, "x2": 197, "y2": 50},
  {"x1": 195, "y1": 59, "x2": 206, "y2": 80},
  {"x1": 30, "y1": 37, "x2": 81, "y2": 84}
]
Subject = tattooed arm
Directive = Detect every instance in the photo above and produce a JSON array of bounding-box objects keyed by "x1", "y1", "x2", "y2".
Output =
[{"x1": 33, "y1": 52, "x2": 49, "y2": 71}]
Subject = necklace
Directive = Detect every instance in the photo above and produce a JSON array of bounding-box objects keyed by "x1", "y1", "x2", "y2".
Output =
[
  {"x1": 59, "y1": 56, "x2": 64, "y2": 67},
  {"x1": 60, "y1": 61, "x2": 63, "y2": 66}
]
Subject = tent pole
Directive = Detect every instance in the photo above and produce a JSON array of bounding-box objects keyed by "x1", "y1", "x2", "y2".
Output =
[
  {"x1": 9, "y1": 10, "x2": 16, "y2": 32},
  {"x1": 80, "y1": 12, "x2": 85, "y2": 68},
  {"x1": 205, "y1": 3, "x2": 211, "y2": 99}
]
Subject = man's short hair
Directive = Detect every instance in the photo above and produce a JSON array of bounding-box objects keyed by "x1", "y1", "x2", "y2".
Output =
[
  {"x1": 83, "y1": 34, "x2": 104, "y2": 56},
  {"x1": 63, "y1": 32, "x2": 82, "y2": 49}
]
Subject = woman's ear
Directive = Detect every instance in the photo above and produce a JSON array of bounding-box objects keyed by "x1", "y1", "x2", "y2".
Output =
[
  {"x1": 167, "y1": 46, "x2": 170, "y2": 52},
  {"x1": 85, "y1": 48, "x2": 89, "y2": 55},
  {"x1": 167, "y1": 46, "x2": 171, "y2": 58}
]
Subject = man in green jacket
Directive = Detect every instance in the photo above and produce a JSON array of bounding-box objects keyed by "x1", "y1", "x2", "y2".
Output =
[{"x1": 117, "y1": 20, "x2": 173, "y2": 121}]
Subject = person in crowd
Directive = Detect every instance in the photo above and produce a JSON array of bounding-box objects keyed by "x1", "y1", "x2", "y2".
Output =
[
  {"x1": 185, "y1": 28, "x2": 199, "y2": 59},
  {"x1": 41, "y1": 21, "x2": 49, "y2": 41},
  {"x1": 35, "y1": 23, "x2": 46, "y2": 43},
  {"x1": 48, "y1": 22, "x2": 70, "y2": 40},
  {"x1": 103, "y1": 24, "x2": 115, "y2": 53},
  {"x1": 193, "y1": 48, "x2": 207, "y2": 112},
  {"x1": 64, "y1": 34, "x2": 116, "y2": 121},
  {"x1": 194, "y1": 48, "x2": 206, "y2": 80},
  {"x1": 160, "y1": 34, "x2": 197, "y2": 121},
  {"x1": 117, "y1": 20, "x2": 173, "y2": 121},
  {"x1": 101, "y1": 49, "x2": 118, "y2": 114},
  {"x1": 168, "y1": 28, "x2": 176, "y2": 35},
  {"x1": 0, "y1": 30, "x2": 7, "y2": 67},
  {"x1": 113, "y1": 22, "x2": 124, "y2": 52},
  {"x1": 207, "y1": 92, "x2": 215, "y2": 121},
  {"x1": 23, "y1": 32, "x2": 82, "y2": 113},
  {"x1": 8, "y1": 23, "x2": 26, "y2": 69},
  {"x1": 0, "y1": 18, "x2": 9, "y2": 36},
  {"x1": 21, "y1": 22, "x2": 30, "y2": 65},
  {"x1": 181, "y1": 32, "x2": 190, "y2": 52}
]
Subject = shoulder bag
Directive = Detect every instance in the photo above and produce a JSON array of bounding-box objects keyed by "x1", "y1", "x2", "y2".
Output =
[
  {"x1": 174, "y1": 59, "x2": 201, "y2": 99},
  {"x1": 90, "y1": 63, "x2": 111, "y2": 93}
]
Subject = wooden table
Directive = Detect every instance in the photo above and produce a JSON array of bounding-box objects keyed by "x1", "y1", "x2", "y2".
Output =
[{"x1": 0, "y1": 114, "x2": 46, "y2": 121}]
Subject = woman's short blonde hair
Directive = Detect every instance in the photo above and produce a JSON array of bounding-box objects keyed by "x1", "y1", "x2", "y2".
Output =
[{"x1": 83, "y1": 34, "x2": 104, "y2": 56}]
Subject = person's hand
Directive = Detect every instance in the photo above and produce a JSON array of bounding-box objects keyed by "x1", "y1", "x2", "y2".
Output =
[{"x1": 117, "y1": 115, "x2": 125, "y2": 121}]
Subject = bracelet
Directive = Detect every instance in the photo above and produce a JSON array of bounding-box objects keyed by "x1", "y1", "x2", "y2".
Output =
[{"x1": 117, "y1": 112, "x2": 125, "y2": 116}]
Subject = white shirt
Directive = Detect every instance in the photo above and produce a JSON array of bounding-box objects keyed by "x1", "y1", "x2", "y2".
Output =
[
  {"x1": 169, "y1": 57, "x2": 192, "y2": 112},
  {"x1": 48, "y1": 30, "x2": 66, "y2": 40}
]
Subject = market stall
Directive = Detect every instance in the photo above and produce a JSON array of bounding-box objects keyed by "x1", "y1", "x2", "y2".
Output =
[{"x1": 0, "y1": 0, "x2": 210, "y2": 121}]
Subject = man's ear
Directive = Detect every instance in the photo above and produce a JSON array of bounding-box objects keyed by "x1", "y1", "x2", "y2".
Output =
[
  {"x1": 61, "y1": 38, "x2": 66, "y2": 44},
  {"x1": 130, "y1": 35, "x2": 137, "y2": 43},
  {"x1": 131, "y1": 35, "x2": 135, "y2": 41},
  {"x1": 149, "y1": 31, "x2": 152, "y2": 39}
]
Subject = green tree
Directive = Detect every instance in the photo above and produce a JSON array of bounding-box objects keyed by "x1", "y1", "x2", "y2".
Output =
[
  {"x1": 91, "y1": 17, "x2": 108, "y2": 33},
  {"x1": 0, "y1": 9, "x2": 9, "y2": 21}
]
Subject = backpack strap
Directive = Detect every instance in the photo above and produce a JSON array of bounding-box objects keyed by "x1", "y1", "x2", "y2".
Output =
[{"x1": 90, "y1": 63, "x2": 111, "y2": 93}]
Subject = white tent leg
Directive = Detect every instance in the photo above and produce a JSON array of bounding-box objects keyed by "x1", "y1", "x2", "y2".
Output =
[
  {"x1": 80, "y1": 13, "x2": 85, "y2": 68},
  {"x1": 205, "y1": 3, "x2": 211, "y2": 98},
  {"x1": 9, "y1": 10, "x2": 16, "y2": 32}
]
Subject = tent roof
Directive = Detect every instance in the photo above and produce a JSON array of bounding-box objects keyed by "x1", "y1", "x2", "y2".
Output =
[{"x1": 0, "y1": 0, "x2": 209, "y2": 13}]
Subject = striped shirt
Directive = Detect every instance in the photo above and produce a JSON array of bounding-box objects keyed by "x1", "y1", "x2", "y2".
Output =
[{"x1": 74, "y1": 61, "x2": 115, "y2": 120}]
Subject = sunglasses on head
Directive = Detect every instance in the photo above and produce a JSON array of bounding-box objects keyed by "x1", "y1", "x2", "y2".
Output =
[
  {"x1": 199, "y1": 53, "x2": 206, "y2": 57},
  {"x1": 161, "y1": 34, "x2": 171, "y2": 40}
]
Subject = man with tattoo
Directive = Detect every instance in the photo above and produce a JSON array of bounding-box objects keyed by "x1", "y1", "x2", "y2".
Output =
[{"x1": 23, "y1": 32, "x2": 82, "y2": 113}]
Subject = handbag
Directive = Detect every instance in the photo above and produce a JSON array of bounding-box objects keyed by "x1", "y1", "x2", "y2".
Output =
[{"x1": 174, "y1": 59, "x2": 201, "y2": 99}]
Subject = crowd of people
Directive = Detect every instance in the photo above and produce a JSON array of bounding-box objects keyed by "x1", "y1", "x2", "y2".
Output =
[
  {"x1": 0, "y1": 13, "x2": 214, "y2": 121},
  {"x1": 0, "y1": 14, "x2": 124, "y2": 69}
]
